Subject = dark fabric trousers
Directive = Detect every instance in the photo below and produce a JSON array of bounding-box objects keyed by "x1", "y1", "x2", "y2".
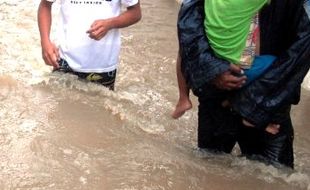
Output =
[
  {"x1": 55, "y1": 58, "x2": 117, "y2": 90},
  {"x1": 196, "y1": 87, "x2": 294, "y2": 168}
]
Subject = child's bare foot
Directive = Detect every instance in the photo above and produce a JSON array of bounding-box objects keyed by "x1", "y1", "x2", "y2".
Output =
[
  {"x1": 265, "y1": 123, "x2": 280, "y2": 135},
  {"x1": 171, "y1": 99, "x2": 192, "y2": 119}
]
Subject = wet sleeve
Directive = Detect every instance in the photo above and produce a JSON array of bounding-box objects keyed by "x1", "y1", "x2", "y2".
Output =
[
  {"x1": 177, "y1": 0, "x2": 230, "y2": 92},
  {"x1": 231, "y1": 1, "x2": 310, "y2": 128}
]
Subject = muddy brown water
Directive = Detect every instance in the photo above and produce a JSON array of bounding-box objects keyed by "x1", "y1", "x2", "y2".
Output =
[{"x1": 0, "y1": 0, "x2": 309, "y2": 189}]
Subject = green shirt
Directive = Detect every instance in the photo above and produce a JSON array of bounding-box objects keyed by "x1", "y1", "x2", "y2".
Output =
[{"x1": 204, "y1": 0, "x2": 267, "y2": 64}]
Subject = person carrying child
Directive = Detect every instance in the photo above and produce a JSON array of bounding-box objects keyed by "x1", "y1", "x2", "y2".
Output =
[
  {"x1": 176, "y1": 0, "x2": 310, "y2": 168},
  {"x1": 172, "y1": 0, "x2": 280, "y2": 134}
]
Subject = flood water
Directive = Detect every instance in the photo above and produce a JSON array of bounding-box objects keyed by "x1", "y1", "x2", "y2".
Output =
[{"x1": 0, "y1": 0, "x2": 310, "y2": 189}]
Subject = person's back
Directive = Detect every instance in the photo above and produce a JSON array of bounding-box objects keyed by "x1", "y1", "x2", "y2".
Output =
[{"x1": 204, "y1": 0, "x2": 267, "y2": 68}]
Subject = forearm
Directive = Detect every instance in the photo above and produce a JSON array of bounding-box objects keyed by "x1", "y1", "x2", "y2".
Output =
[
  {"x1": 87, "y1": 2, "x2": 141, "y2": 41},
  {"x1": 108, "y1": 3, "x2": 141, "y2": 29},
  {"x1": 37, "y1": 1, "x2": 59, "y2": 67},
  {"x1": 37, "y1": 1, "x2": 53, "y2": 45}
]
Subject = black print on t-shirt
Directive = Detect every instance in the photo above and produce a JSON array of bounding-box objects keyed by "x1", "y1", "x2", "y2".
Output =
[{"x1": 70, "y1": 0, "x2": 112, "y2": 5}]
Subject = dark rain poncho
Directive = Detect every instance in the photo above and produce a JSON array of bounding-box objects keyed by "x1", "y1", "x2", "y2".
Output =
[{"x1": 178, "y1": 0, "x2": 310, "y2": 128}]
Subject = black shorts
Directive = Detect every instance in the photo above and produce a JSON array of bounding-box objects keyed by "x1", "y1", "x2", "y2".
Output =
[{"x1": 55, "y1": 59, "x2": 117, "y2": 90}]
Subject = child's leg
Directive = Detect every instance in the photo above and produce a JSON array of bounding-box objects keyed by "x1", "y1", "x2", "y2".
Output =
[{"x1": 172, "y1": 53, "x2": 192, "y2": 119}]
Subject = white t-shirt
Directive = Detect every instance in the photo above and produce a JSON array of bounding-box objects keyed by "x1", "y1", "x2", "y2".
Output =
[{"x1": 46, "y1": 0, "x2": 138, "y2": 72}]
